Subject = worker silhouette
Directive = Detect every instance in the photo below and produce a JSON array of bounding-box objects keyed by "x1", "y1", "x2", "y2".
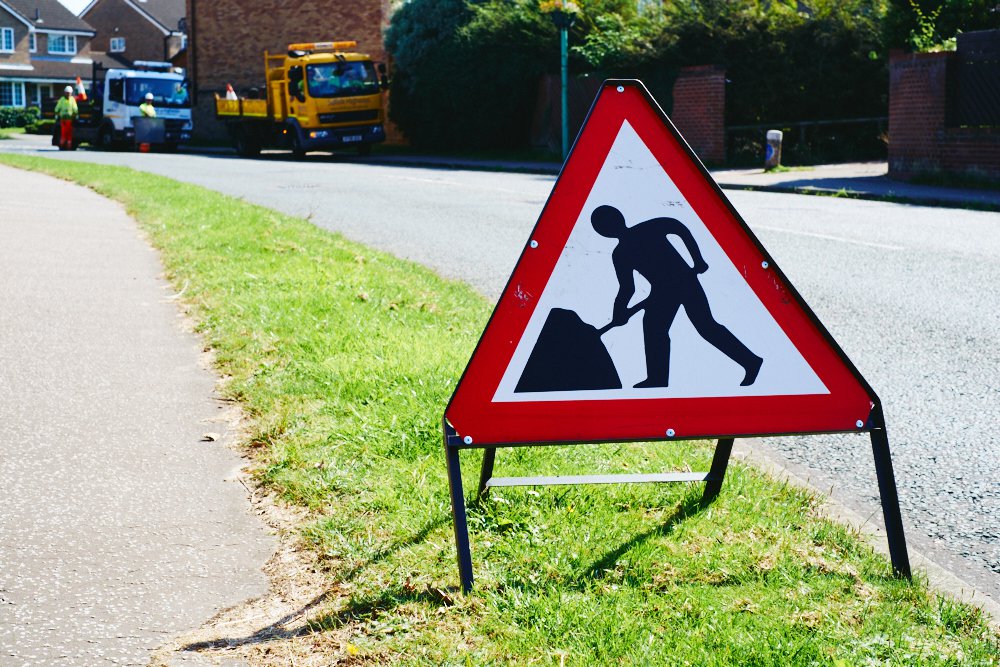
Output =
[{"x1": 592, "y1": 205, "x2": 763, "y2": 388}]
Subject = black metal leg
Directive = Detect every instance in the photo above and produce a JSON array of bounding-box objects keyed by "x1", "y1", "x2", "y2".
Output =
[
  {"x1": 445, "y1": 444, "x2": 475, "y2": 592},
  {"x1": 869, "y1": 408, "x2": 912, "y2": 579},
  {"x1": 477, "y1": 447, "x2": 497, "y2": 500},
  {"x1": 702, "y1": 437, "x2": 734, "y2": 502}
]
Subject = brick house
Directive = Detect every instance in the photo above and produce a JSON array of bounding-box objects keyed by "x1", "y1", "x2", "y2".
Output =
[
  {"x1": 184, "y1": 0, "x2": 392, "y2": 139},
  {"x1": 80, "y1": 0, "x2": 185, "y2": 67},
  {"x1": 0, "y1": 0, "x2": 95, "y2": 107}
]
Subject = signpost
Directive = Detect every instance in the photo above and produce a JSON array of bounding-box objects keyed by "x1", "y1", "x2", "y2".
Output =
[{"x1": 443, "y1": 79, "x2": 910, "y2": 592}]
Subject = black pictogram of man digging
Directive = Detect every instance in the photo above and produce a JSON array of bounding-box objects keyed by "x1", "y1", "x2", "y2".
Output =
[{"x1": 515, "y1": 205, "x2": 763, "y2": 393}]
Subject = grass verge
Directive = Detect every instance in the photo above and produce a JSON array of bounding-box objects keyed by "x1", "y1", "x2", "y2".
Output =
[
  {"x1": 0, "y1": 126, "x2": 25, "y2": 139},
  {"x1": 1, "y1": 154, "x2": 997, "y2": 665}
]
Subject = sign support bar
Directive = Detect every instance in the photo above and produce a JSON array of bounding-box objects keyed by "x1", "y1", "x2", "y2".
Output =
[
  {"x1": 446, "y1": 424, "x2": 736, "y2": 593},
  {"x1": 869, "y1": 404, "x2": 912, "y2": 578}
]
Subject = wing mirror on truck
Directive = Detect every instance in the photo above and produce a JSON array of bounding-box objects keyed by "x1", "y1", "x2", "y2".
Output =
[{"x1": 377, "y1": 62, "x2": 389, "y2": 90}]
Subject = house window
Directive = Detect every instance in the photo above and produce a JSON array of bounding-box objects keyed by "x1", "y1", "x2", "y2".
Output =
[
  {"x1": 29, "y1": 32, "x2": 36, "y2": 52},
  {"x1": 110, "y1": 37, "x2": 125, "y2": 53},
  {"x1": 48, "y1": 34, "x2": 77, "y2": 55},
  {"x1": 0, "y1": 82, "x2": 25, "y2": 107},
  {"x1": 0, "y1": 27, "x2": 14, "y2": 53}
]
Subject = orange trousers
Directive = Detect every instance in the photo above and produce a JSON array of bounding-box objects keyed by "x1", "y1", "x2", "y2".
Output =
[{"x1": 59, "y1": 119, "x2": 74, "y2": 149}]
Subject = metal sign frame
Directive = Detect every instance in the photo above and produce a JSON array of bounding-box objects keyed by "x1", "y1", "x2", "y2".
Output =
[{"x1": 443, "y1": 79, "x2": 909, "y2": 592}]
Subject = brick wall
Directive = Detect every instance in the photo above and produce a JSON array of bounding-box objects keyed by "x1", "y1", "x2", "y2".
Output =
[
  {"x1": 888, "y1": 50, "x2": 1000, "y2": 181},
  {"x1": 186, "y1": 0, "x2": 392, "y2": 140},
  {"x1": 887, "y1": 51, "x2": 951, "y2": 179},
  {"x1": 84, "y1": 0, "x2": 169, "y2": 64},
  {"x1": 670, "y1": 65, "x2": 726, "y2": 166},
  {"x1": 0, "y1": 10, "x2": 31, "y2": 66}
]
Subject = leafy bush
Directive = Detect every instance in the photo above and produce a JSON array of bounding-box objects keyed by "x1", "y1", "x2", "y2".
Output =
[
  {"x1": 884, "y1": 0, "x2": 1000, "y2": 51},
  {"x1": 0, "y1": 106, "x2": 40, "y2": 129},
  {"x1": 25, "y1": 119, "x2": 55, "y2": 135},
  {"x1": 386, "y1": 0, "x2": 554, "y2": 149},
  {"x1": 385, "y1": 0, "x2": 893, "y2": 158}
]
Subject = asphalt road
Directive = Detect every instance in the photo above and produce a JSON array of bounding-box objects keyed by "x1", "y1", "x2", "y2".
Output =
[{"x1": 3, "y1": 135, "x2": 998, "y2": 608}]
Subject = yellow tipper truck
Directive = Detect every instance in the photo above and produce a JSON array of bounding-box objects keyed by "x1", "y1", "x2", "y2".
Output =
[{"x1": 215, "y1": 41, "x2": 388, "y2": 158}]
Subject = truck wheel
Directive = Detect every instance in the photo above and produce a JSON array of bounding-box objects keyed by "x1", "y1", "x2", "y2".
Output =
[
  {"x1": 290, "y1": 132, "x2": 305, "y2": 159},
  {"x1": 234, "y1": 132, "x2": 260, "y2": 158},
  {"x1": 98, "y1": 126, "x2": 116, "y2": 151}
]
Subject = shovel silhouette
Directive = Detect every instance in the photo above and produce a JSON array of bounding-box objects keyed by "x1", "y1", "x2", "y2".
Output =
[{"x1": 514, "y1": 301, "x2": 646, "y2": 393}]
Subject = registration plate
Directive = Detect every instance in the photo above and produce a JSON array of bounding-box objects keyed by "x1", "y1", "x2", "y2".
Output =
[{"x1": 343, "y1": 134, "x2": 362, "y2": 143}]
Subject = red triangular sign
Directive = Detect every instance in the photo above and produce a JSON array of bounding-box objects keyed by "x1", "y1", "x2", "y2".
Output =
[{"x1": 446, "y1": 80, "x2": 875, "y2": 446}]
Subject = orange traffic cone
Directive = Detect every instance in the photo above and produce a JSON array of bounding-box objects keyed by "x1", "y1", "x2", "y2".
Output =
[
  {"x1": 225, "y1": 83, "x2": 238, "y2": 101},
  {"x1": 75, "y1": 76, "x2": 87, "y2": 101}
]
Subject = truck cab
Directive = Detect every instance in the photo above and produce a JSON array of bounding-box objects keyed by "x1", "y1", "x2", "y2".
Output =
[
  {"x1": 275, "y1": 42, "x2": 386, "y2": 154},
  {"x1": 98, "y1": 62, "x2": 193, "y2": 149}
]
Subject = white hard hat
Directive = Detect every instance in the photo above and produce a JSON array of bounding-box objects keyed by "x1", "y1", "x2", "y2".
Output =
[
  {"x1": 144, "y1": 92, "x2": 154, "y2": 100},
  {"x1": 64, "y1": 85, "x2": 73, "y2": 93}
]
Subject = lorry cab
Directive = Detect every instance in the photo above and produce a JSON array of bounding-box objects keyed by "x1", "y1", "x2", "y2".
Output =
[
  {"x1": 100, "y1": 61, "x2": 193, "y2": 149},
  {"x1": 267, "y1": 41, "x2": 387, "y2": 155}
]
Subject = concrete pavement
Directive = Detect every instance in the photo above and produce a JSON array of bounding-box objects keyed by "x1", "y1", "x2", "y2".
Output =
[{"x1": 0, "y1": 166, "x2": 272, "y2": 665}]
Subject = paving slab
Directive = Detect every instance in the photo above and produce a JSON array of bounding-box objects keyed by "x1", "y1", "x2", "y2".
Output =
[{"x1": 0, "y1": 166, "x2": 273, "y2": 666}]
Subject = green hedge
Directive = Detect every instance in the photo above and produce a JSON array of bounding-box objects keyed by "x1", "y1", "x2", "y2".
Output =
[
  {"x1": 0, "y1": 106, "x2": 40, "y2": 129},
  {"x1": 385, "y1": 0, "x2": 892, "y2": 155},
  {"x1": 385, "y1": 0, "x2": 554, "y2": 150},
  {"x1": 25, "y1": 119, "x2": 55, "y2": 135}
]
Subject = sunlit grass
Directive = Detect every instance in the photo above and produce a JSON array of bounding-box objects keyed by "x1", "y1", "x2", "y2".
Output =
[{"x1": 2, "y1": 153, "x2": 997, "y2": 665}]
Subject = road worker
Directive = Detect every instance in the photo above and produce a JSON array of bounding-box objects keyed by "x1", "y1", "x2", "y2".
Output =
[
  {"x1": 53, "y1": 85, "x2": 78, "y2": 151},
  {"x1": 139, "y1": 92, "x2": 156, "y2": 118}
]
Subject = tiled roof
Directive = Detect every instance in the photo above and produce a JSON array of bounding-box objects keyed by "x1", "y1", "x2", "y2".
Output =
[
  {"x1": 0, "y1": 57, "x2": 94, "y2": 80},
  {"x1": 3, "y1": 0, "x2": 95, "y2": 33},
  {"x1": 128, "y1": 0, "x2": 184, "y2": 33}
]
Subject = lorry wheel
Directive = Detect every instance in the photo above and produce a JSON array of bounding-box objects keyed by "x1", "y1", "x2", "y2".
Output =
[
  {"x1": 98, "y1": 126, "x2": 116, "y2": 151},
  {"x1": 289, "y1": 131, "x2": 305, "y2": 159},
  {"x1": 235, "y1": 132, "x2": 260, "y2": 158}
]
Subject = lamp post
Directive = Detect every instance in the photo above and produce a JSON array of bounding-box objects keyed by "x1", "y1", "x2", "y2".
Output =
[{"x1": 544, "y1": 1, "x2": 578, "y2": 160}]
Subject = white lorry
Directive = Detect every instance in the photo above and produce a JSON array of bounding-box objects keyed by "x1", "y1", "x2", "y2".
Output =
[{"x1": 52, "y1": 61, "x2": 193, "y2": 151}]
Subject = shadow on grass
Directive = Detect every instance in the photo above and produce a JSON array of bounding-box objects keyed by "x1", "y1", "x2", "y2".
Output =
[
  {"x1": 579, "y1": 487, "x2": 711, "y2": 584},
  {"x1": 179, "y1": 513, "x2": 451, "y2": 653}
]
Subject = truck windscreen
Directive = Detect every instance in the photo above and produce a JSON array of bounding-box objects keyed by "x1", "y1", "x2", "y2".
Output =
[
  {"x1": 306, "y1": 61, "x2": 379, "y2": 98},
  {"x1": 125, "y1": 79, "x2": 191, "y2": 108}
]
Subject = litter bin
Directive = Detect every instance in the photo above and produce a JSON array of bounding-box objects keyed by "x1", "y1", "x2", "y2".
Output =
[{"x1": 765, "y1": 129, "x2": 782, "y2": 170}]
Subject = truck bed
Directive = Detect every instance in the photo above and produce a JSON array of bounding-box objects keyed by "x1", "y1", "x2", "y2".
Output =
[{"x1": 215, "y1": 95, "x2": 269, "y2": 119}]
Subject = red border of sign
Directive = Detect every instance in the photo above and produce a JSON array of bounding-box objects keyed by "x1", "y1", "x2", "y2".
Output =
[{"x1": 445, "y1": 81, "x2": 876, "y2": 446}]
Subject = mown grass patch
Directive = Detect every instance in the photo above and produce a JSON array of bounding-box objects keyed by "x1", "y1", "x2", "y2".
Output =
[
  {"x1": 0, "y1": 126, "x2": 25, "y2": 139},
  {"x1": 2, "y1": 153, "x2": 997, "y2": 665}
]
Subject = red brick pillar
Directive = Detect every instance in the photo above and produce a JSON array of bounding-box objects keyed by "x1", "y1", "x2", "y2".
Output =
[
  {"x1": 670, "y1": 65, "x2": 726, "y2": 166},
  {"x1": 888, "y1": 51, "x2": 953, "y2": 181}
]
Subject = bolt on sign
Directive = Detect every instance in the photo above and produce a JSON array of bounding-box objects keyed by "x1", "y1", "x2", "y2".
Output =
[{"x1": 442, "y1": 80, "x2": 909, "y2": 592}]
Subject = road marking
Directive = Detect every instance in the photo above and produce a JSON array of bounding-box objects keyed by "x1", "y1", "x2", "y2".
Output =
[{"x1": 753, "y1": 224, "x2": 905, "y2": 251}]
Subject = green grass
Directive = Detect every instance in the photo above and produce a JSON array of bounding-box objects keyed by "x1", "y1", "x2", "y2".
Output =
[
  {"x1": 764, "y1": 164, "x2": 814, "y2": 174},
  {"x1": 0, "y1": 126, "x2": 25, "y2": 139},
  {"x1": 2, "y1": 153, "x2": 998, "y2": 665}
]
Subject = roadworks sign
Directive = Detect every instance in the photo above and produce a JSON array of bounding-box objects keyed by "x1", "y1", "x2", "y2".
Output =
[{"x1": 445, "y1": 80, "x2": 875, "y2": 446}]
